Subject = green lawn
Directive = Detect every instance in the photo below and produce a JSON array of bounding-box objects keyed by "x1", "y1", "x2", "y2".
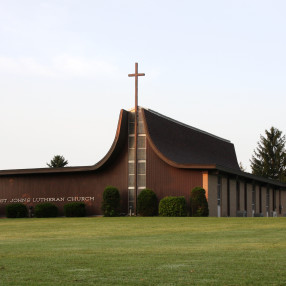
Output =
[{"x1": 0, "y1": 217, "x2": 286, "y2": 285}]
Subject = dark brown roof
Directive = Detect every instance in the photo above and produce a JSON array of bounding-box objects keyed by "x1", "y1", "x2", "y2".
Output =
[
  {"x1": 0, "y1": 106, "x2": 285, "y2": 188},
  {"x1": 142, "y1": 108, "x2": 240, "y2": 171}
]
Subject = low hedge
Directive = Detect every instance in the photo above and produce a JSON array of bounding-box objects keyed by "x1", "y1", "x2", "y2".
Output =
[
  {"x1": 159, "y1": 196, "x2": 187, "y2": 217},
  {"x1": 64, "y1": 202, "x2": 86, "y2": 217},
  {"x1": 6, "y1": 203, "x2": 28, "y2": 218},
  {"x1": 137, "y1": 189, "x2": 158, "y2": 216},
  {"x1": 34, "y1": 203, "x2": 58, "y2": 218}
]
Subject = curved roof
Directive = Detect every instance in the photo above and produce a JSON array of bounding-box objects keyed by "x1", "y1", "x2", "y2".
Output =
[
  {"x1": 0, "y1": 109, "x2": 128, "y2": 175},
  {"x1": 142, "y1": 108, "x2": 240, "y2": 171},
  {"x1": 1, "y1": 106, "x2": 285, "y2": 188}
]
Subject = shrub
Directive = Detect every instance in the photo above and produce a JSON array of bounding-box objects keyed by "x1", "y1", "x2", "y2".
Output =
[
  {"x1": 64, "y1": 202, "x2": 86, "y2": 217},
  {"x1": 159, "y1": 196, "x2": 187, "y2": 217},
  {"x1": 6, "y1": 203, "x2": 28, "y2": 218},
  {"x1": 137, "y1": 189, "x2": 158, "y2": 216},
  {"x1": 102, "y1": 186, "x2": 120, "y2": 217},
  {"x1": 190, "y1": 186, "x2": 209, "y2": 217},
  {"x1": 34, "y1": 203, "x2": 58, "y2": 218}
]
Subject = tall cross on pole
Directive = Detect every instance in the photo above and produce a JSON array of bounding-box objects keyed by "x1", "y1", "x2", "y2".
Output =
[{"x1": 128, "y1": 62, "x2": 145, "y2": 215}]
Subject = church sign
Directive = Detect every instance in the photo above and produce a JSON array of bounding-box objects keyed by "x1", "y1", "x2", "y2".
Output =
[{"x1": 0, "y1": 196, "x2": 95, "y2": 204}]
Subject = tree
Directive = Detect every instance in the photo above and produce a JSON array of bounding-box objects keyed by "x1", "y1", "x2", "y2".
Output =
[
  {"x1": 47, "y1": 155, "x2": 68, "y2": 168},
  {"x1": 250, "y1": 127, "x2": 286, "y2": 182}
]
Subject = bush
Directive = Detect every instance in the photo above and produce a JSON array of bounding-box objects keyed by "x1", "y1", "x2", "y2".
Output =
[
  {"x1": 137, "y1": 189, "x2": 158, "y2": 216},
  {"x1": 102, "y1": 186, "x2": 120, "y2": 217},
  {"x1": 190, "y1": 186, "x2": 209, "y2": 217},
  {"x1": 6, "y1": 203, "x2": 28, "y2": 218},
  {"x1": 64, "y1": 202, "x2": 86, "y2": 217},
  {"x1": 159, "y1": 196, "x2": 187, "y2": 217},
  {"x1": 34, "y1": 203, "x2": 58, "y2": 218}
]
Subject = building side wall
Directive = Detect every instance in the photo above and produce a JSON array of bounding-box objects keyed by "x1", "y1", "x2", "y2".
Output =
[
  {"x1": 207, "y1": 175, "x2": 286, "y2": 217},
  {"x1": 0, "y1": 142, "x2": 129, "y2": 216},
  {"x1": 146, "y1": 141, "x2": 203, "y2": 211}
]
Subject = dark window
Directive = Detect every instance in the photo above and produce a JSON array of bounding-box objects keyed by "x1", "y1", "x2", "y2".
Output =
[
  {"x1": 279, "y1": 190, "x2": 282, "y2": 214},
  {"x1": 128, "y1": 136, "x2": 135, "y2": 149},
  {"x1": 244, "y1": 182, "x2": 247, "y2": 212},
  {"x1": 138, "y1": 121, "x2": 145, "y2": 134},
  {"x1": 128, "y1": 122, "x2": 135, "y2": 134},
  {"x1": 259, "y1": 186, "x2": 262, "y2": 213},
  {"x1": 128, "y1": 174, "x2": 135, "y2": 187},
  {"x1": 137, "y1": 161, "x2": 146, "y2": 174},
  {"x1": 137, "y1": 149, "x2": 146, "y2": 160},
  {"x1": 128, "y1": 162, "x2": 135, "y2": 175},
  {"x1": 138, "y1": 136, "x2": 146, "y2": 148},
  {"x1": 217, "y1": 176, "x2": 221, "y2": 206},
  {"x1": 252, "y1": 184, "x2": 256, "y2": 213},
  {"x1": 273, "y1": 190, "x2": 276, "y2": 212},
  {"x1": 266, "y1": 188, "x2": 269, "y2": 214},
  {"x1": 236, "y1": 181, "x2": 240, "y2": 211},
  {"x1": 227, "y1": 178, "x2": 230, "y2": 216}
]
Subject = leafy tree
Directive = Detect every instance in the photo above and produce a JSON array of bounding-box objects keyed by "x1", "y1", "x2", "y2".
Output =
[
  {"x1": 250, "y1": 127, "x2": 286, "y2": 182},
  {"x1": 47, "y1": 155, "x2": 68, "y2": 168}
]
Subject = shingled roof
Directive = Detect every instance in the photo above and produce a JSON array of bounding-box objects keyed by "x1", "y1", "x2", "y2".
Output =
[{"x1": 142, "y1": 108, "x2": 240, "y2": 170}]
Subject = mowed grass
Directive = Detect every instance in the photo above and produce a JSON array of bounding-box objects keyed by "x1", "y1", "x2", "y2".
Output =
[{"x1": 1, "y1": 218, "x2": 286, "y2": 286}]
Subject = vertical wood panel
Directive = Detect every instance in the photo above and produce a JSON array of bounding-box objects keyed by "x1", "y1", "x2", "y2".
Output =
[
  {"x1": 0, "y1": 142, "x2": 128, "y2": 216},
  {"x1": 146, "y1": 141, "x2": 203, "y2": 208}
]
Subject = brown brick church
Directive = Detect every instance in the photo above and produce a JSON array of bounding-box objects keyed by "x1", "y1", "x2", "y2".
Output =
[{"x1": 0, "y1": 107, "x2": 285, "y2": 217}]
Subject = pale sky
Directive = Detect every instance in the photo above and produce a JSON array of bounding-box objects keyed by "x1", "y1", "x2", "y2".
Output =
[{"x1": 0, "y1": 0, "x2": 285, "y2": 171}]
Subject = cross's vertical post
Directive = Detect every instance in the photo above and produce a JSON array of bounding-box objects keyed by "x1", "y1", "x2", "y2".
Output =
[{"x1": 128, "y1": 62, "x2": 145, "y2": 215}]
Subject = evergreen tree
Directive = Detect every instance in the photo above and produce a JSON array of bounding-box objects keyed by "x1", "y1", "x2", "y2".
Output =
[
  {"x1": 250, "y1": 127, "x2": 286, "y2": 182},
  {"x1": 47, "y1": 155, "x2": 68, "y2": 168}
]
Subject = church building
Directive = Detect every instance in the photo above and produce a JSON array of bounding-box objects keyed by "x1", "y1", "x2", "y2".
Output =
[{"x1": 0, "y1": 107, "x2": 285, "y2": 217}]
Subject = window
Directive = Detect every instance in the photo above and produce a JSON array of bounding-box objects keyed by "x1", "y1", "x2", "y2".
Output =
[
  {"x1": 217, "y1": 176, "x2": 222, "y2": 217},
  {"x1": 244, "y1": 182, "x2": 247, "y2": 212},
  {"x1": 127, "y1": 110, "x2": 146, "y2": 213},
  {"x1": 259, "y1": 186, "x2": 262, "y2": 214},
  {"x1": 266, "y1": 188, "x2": 269, "y2": 214},
  {"x1": 279, "y1": 190, "x2": 282, "y2": 214},
  {"x1": 252, "y1": 184, "x2": 256, "y2": 214},
  {"x1": 236, "y1": 180, "x2": 240, "y2": 211},
  {"x1": 273, "y1": 190, "x2": 276, "y2": 212},
  {"x1": 227, "y1": 178, "x2": 230, "y2": 216},
  {"x1": 217, "y1": 176, "x2": 221, "y2": 206}
]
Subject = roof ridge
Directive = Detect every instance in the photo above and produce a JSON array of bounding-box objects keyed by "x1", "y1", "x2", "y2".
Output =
[{"x1": 142, "y1": 107, "x2": 231, "y2": 143}]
